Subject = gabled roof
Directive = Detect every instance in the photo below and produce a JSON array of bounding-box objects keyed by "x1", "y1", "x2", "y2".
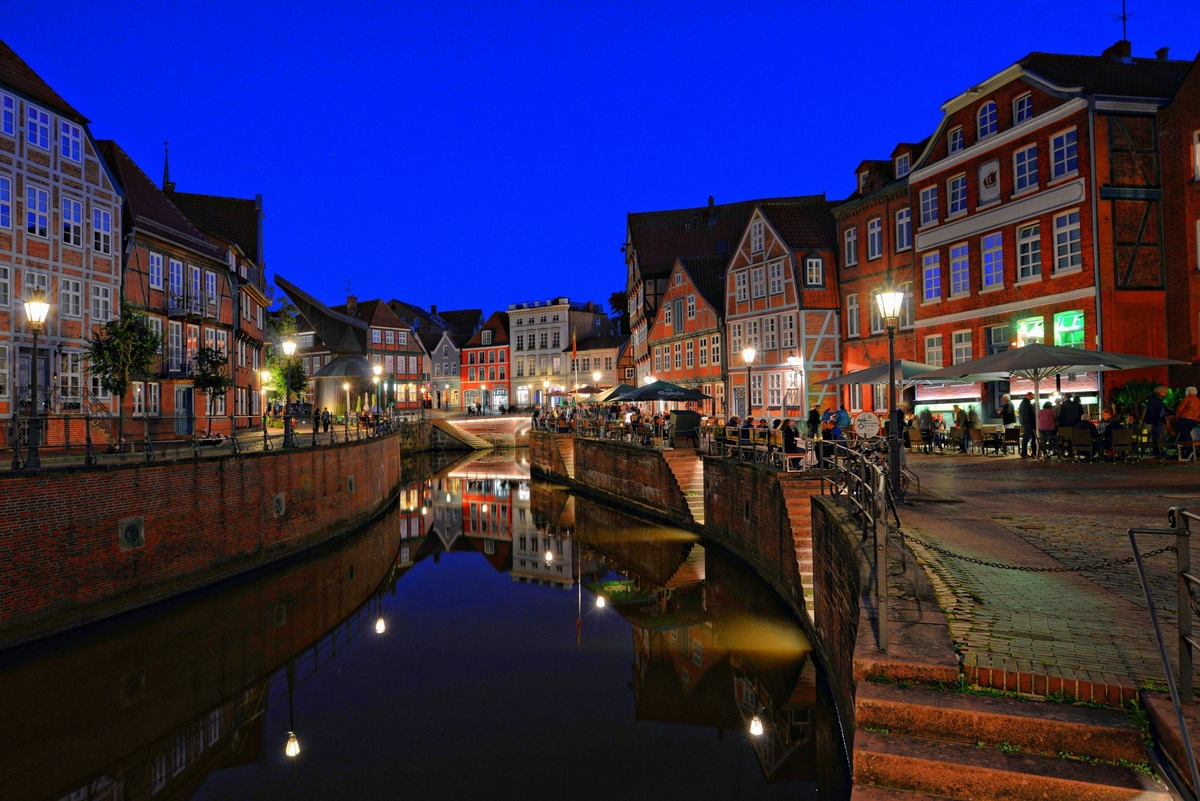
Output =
[
  {"x1": 329, "y1": 298, "x2": 408, "y2": 331},
  {"x1": 575, "y1": 334, "x2": 629, "y2": 353},
  {"x1": 0, "y1": 39, "x2": 86, "y2": 123},
  {"x1": 678, "y1": 256, "x2": 727, "y2": 315},
  {"x1": 276, "y1": 274, "x2": 367, "y2": 354},
  {"x1": 756, "y1": 196, "x2": 837, "y2": 251},
  {"x1": 464, "y1": 310, "x2": 510, "y2": 348},
  {"x1": 96, "y1": 140, "x2": 226, "y2": 262},
  {"x1": 415, "y1": 329, "x2": 442, "y2": 354},
  {"x1": 627, "y1": 197, "x2": 761, "y2": 280},
  {"x1": 166, "y1": 190, "x2": 262, "y2": 268},
  {"x1": 437, "y1": 309, "x2": 484, "y2": 336},
  {"x1": 1018, "y1": 50, "x2": 1190, "y2": 100}
]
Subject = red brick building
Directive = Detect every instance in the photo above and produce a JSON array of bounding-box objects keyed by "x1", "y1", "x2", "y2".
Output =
[
  {"x1": 461, "y1": 311, "x2": 510, "y2": 412},
  {"x1": 645, "y1": 256, "x2": 725, "y2": 415},
  {"x1": 908, "y1": 42, "x2": 1189, "y2": 418},
  {"x1": 0, "y1": 41, "x2": 123, "y2": 447},
  {"x1": 1161, "y1": 52, "x2": 1200, "y2": 386},
  {"x1": 723, "y1": 197, "x2": 839, "y2": 420},
  {"x1": 832, "y1": 144, "x2": 922, "y2": 414}
]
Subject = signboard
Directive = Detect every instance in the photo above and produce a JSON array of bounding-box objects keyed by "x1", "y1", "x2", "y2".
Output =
[
  {"x1": 978, "y1": 159, "x2": 1000, "y2": 205},
  {"x1": 854, "y1": 411, "x2": 881, "y2": 439}
]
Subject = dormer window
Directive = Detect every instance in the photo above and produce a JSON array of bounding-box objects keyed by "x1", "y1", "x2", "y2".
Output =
[
  {"x1": 1014, "y1": 93, "x2": 1033, "y2": 124},
  {"x1": 482, "y1": 330, "x2": 493, "y2": 345},
  {"x1": 977, "y1": 102, "x2": 998, "y2": 139},
  {"x1": 859, "y1": 172, "x2": 869, "y2": 192},
  {"x1": 750, "y1": 220, "x2": 764, "y2": 253},
  {"x1": 895, "y1": 153, "x2": 910, "y2": 178},
  {"x1": 948, "y1": 126, "x2": 964, "y2": 154}
]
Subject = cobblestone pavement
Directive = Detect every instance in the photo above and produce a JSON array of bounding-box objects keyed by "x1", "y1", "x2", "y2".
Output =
[{"x1": 899, "y1": 452, "x2": 1200, "y2": 688}]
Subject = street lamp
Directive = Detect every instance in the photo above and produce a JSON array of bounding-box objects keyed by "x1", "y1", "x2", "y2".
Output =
[
  {"x1": 281, "y1": 338, "x2": 297, "y2": 447},
  {"x1": 260, "y1": 369, "x2": 272, "y2": 451},
  {"x1": 876, "y1": 284, "x2": 906, "y2": 502},
  {"x1": 785, "y1": 355, "x2": 802, "y2": 420},
  {"x1": 742, "y1": 347, "x2": 756, "y2": 418},
  {"x1": 592, "y1": 370, "x2": 601, "y2": 387},
  {"x1": 23, "y1": 290, "x2": 50, "y2": 469}
]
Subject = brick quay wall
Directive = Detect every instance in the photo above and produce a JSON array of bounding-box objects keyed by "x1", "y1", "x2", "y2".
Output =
[{"x1": 0, "y1": 432, "x2": 411, "y2": 648}]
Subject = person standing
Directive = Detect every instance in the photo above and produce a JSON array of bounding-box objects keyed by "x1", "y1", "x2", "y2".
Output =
[
  {"x1": 1144, "y1": 384, "x2": 1173, "y2": 456},
  {"x1": 1058, "y1": 393, "x2": 1083, "y2": 428},
  {"x1": 1017, "y1": 392, "x2": 1037, "y2": 458},
  {"x1": 953, "y1": 404, "x2": 969, "y2": 453},
  {"x1": 1174, "y1": 386, "x2": 1200, "y2": 443},
  {"x1": 998, "y1": 394, "x2": 1017, "y2": 429}
]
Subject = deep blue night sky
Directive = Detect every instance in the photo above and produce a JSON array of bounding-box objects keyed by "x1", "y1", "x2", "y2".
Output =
[{"x1": 6, "y1": 1, "x2": 1197, "y2": 316}]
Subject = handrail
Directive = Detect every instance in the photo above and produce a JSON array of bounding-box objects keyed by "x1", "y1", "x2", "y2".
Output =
[{"x1": 1128, "y1": 506, "x2": 1200, "y2": 797}]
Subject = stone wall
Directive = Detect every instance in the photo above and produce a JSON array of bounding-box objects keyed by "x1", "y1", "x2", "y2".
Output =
[
  {"x1": 529, "y1": 431, "x2": 572, "y2": 483},
  {"x1": 810, "y1": 496, "x2": 864, "y2": 739},
  {"x1": 570, "y1": 437, "x2": 692, "y2": 529},
  {"x1": 0, "y1": 433, "x2": 404, "y2": 646}
]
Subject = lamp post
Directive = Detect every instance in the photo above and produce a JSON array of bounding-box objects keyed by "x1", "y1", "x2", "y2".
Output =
[
  {"x1": 281, "y1": 338, "x2": 297, "y2": 448},
  {"x1": 742, "y1": 347, "x2": 756, "y2": 418},
  {"x1": 373, "y1": 363, "x2": 382, "y2": 412},
  {"x1": 480, "y1": 383, "x2": 488, "y2": 414},
  {"x1": 23, "y1": 290, "x2": 50, "y2": 469},
  {"x1": 876, "y1": 284, "x2": 906, "y2": 502},
  {"x1": 543, "y1": 379, "x2": 550, "y2": 407},
  {"x1": 342, "y1": 381, "x2": 351, "y2": 437},
  {"x1": 260, "y1": 370, "x2": 272, "y2": 451},
  {"x1": 785, "y1": 355, "x2": 801, "y2": 420}
]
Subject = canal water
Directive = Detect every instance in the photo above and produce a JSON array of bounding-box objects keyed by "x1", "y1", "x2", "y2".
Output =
[{"x1": 1, "y1": 451, "x2": 848, "y2": 801}]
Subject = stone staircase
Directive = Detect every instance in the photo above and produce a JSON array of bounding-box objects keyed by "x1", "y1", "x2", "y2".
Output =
[
  {"x1": 851, "y1": 681, "x2": 1168, "y2": 800},
  {"x1": 559, "y1": 440, "x2": 575, "y2": 479},
  {"x1": 661, "y1": 448, "x2": 705, "y2": 525},
  {"x1": 779, "y1": 479, "x2": 817, "y2": 617},
  {"x1": 430, "y1": 419, "x2": 493, "y2": 451}
]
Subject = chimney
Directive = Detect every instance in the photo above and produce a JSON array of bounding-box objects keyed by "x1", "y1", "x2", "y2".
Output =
[
  {"x1": 347, "y1": 295, "x2": 358, "y2": 317},
  {"x1": 1102, "y1": 39, "x2": 1132, "y2": 62},
  {"x1": 430, "y1": 304, "x2": 438, "y2": 315},
  {"x1": 1156, "y1": 46, "x2": 1170, "y2": 61}
]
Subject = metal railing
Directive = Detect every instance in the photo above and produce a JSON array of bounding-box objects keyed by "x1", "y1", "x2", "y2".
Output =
[{"x1": 1129, "y1": 507, "x2": 1200, "y2": 795}]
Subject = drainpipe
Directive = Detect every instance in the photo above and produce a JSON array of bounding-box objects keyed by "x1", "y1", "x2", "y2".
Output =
[{"x1": 1088, "y1": 99, "x2": 1104, "y2": 408}]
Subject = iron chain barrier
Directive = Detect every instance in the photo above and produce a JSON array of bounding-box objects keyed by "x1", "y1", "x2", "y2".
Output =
[{"x1": 895, "y1": 528, "x2": 1177, "y2": 573}]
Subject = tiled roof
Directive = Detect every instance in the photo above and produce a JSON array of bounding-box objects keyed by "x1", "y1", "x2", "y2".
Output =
[
  {"x1": 464, "y1": 310, "x2": 510, "y2": 347},
  {"x1": 0, "y1": 39, "x2": 86, "y2": 122},
  {"x1": 1019, "y1": 50, "x2": 1190, "y2": 99},
  {"x1": 575, "y1": 334, "x2": 629, "y2": 352},
  {"x1": 437, "y1": 309, "x2": 484, "y2": 336},
  {"x1": 330, "y1": 298, "x2": 408, "y2": 331},
  {"x1": 757, "y1": 196, "x2": 838, "y2": 251},
  {"x1": 166, "y1": 190, "x2": 261, "y2": 266},
  {"x1": 415, "y1": 329, "x2": 442, "y2": 353},
  {"x1": 679, "y1": 256, "x2": 727, "y2": 315},
  {"x1": 95, "y1": 140, "x2": 225, "y2": 261},
  {"x1": 628, "y1": 195, "x2": 831, "y2": 280}
]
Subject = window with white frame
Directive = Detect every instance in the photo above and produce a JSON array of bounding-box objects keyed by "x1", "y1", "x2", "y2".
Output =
[
  {"x1": 0, "y1": 176, "x2": 9, "y2": 229},
  {"x1": 169, "y1": 259, "x2": 184, "y2": 309},
  {"x1": 844, "y1": 227, "x2": 858, "y2": 266},
  {"x1": 61, "y1": 278, "x2": 81, "y2": 317},
  {"x1": 61, "y1": 197, "x2": 83, "y2": 247},
  {"x1": 205, "y1": 270, "x2": 217, "y2": 310},
  {"x1": 899, "y1": 282, "x2": 915, "y2": 329},
  {"x1": 26, "y1": 185, "x2": 48, "y2": 237},
  {"x1": 216, "y1": 330, "x2": 228, "y2": 357},
  {"x1": 751, "y1": 266, "x2": 765, "y2": 298},
  {"x1": 806, "y1": 256, "x2": 824, "y2": 286},
  {"x1": 869, "y1": 292, "x2": 883, "y2": 334},
  {"x1": 767, "y1": 373, "x2": 782, "y2": 407},
  {"x1": 781, "y1": 314, "x2": 796, "y2": 348},
  {"x1": 0, "y1": 346, "x2": 7, "y2": 397},
  {"x1": 763, "y1": 316, "x2": 777, "y2": 349},
  {"x1": 977, "y1": 101, "x2": 997, "y2": 138},
  {"x1": 687, "y1": 293, "x2": 696, "y2": 318},
  {"x1": 0, "y1": 93, "x2": 13, "y2": 136},
  {"x1": 1014, "y1": 145, "x2": 1038, "y2": 193},
  {"x1": 895, "y1": 152, "x2": 910, "y2": 177},
  {"x1": 90, "y1": 285, "x2": 111, "y2": 322},
  {"x1": 26, "y1": 104, "x2": 49, "y2": 149},
  {"x1": 750, "y1": 373, "x2": 763, "y2": 407},
  {"x1": 948, "y1": 126, "x2": 964, "y2": 154},
  {"x1": 0, "y1": 266, "x2": 7, "y2": 306},
  {"x1": 60, "y1": 121, "x2": 82, "y2": 161},
  {"x1": 699, "y1": 337, "x2": 708, "y2": 366},
  {"x1": 859, "y1": 172, "x2": 869, "y2": 193},
  {"x1": 867, "y1": 218, "x2": 882, "y2": 259},
  {"x1": 189, "y1": 266, "x2": 201, "y2": 313},
  {"x1": 952, "y1": 330, "x2": 972, "y2": 364},
  {"x1": 873, "y1": 384, "x2": 888, "y2": 411},
  {"x1": 168, "y1": 321, "x2": 182, "y2": 370},
  {"x1": 950, "y1": 243, "x2": 970, "y2": 296},
  {"x1": 1053, "y1": 210, "x2": 1082, "y2": 273},
  {"x1": 372, "y1": 329, "x2": 382, "y2": 344},
  {"x1": 729, "y1": 322, "x2": 743, "y2": 353},
  {"x1": 674, "y1": 342, "x2": 682, "y2": 369},
  {"x1": 397, "y1": 330, "x2": 407, "y2": 344},
  {"x1": 711, "y1": 334, "x2": 721, "y2": 365},
  {"x1": 1014, "y1": 93, "x2": 1033, "y2": 124},
  {"x1": 922, "y1": 252, "x2": 941, "y2": 302},
  {"x1": 751, "y1": 220, "x2": 764, "y2": 252},
  {"x1": 921, "y1": 333, "x2": 940, "y2": 366},
  {"x1": 920, "y1": 186, "x2": 939, "y2": 226},
  {"x1": 92, "y1": 209, "x2": 112, "y2": 254},
  {"x1": 895, "y1": 208, "x2": 911, "y2": 251},
  {"x1": 948, "y1": 174, "x2": 967, "y2": 216},
  {"x1": 746, "y1": 319, "x2": 759, "y2": 348},
  {"x1": 849, "y1": 384, "x2": 862, "y2": 410},
  {"x1": 768, "y1": 262, "x2": 783, "y2": 294},
  {"x1": 147, "y1": 317, "x2": 162, "y2": 356},
  {"x1": 981, "y1": 232, "x2": 1004, "y2": 288},
  {"x1": 1193, "y1": 131, "x2": 1200, "y2": 181},
  {"x1": 149, "y1": 252, "x2": 163, "y2": 289},
  {"x1": 23, "y1": 270, "x2": 48, "y2": 306},
  {"x1": 735, "y1": 270, "x2": 748, "y2": 302},
  {"x1": 654, "y1": 346, "x2": 662, "y2": 373},
  {"x1": 1014, "y1": 222, "x2": 1042, "y2": 281},
  {"x1": 57, "y1": 352, "x2": 81, "y2": 402},
  {"x1": 1051, "y1": 129, "x2": 1078, "y2": 179},
  {"x1": 385, "y1": 330, "x2": 395, "y2": 344},
  {"x1": 846, "y1": 293, "x2": 859, "y2": 337},
  {"x1": 685, "y1": 340, "x2": 694, "y2": 368}
]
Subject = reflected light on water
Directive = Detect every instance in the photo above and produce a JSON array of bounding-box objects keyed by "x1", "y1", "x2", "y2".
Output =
[
  {"x1": 749, "y1": 716, "x2": 764, "y2": 737},
  {"x1": 595, "y1": 595, "x2": 606, "y2": 609},
  {"x1": 717, "y1": 615, "x2": 813, "y2": 659},
  {"x1": 375, "y1": 616, "x2": 386, "y2": 634}
]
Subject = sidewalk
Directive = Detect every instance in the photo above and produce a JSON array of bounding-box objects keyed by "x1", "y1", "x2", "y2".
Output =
[{"x1": 899, "y1": 451, "x2": 1200, "y2": 699}]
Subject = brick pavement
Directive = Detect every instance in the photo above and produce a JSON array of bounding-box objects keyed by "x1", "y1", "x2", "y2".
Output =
[{"x1": 899, "y1": 451, "x2": 1200, "y2": 696}]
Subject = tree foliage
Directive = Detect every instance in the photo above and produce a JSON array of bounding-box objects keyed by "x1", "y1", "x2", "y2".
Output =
[
  {"x1": 608, "y1": 290, "x2": 630, "y2": 335},
  {"x1": 193, "y1": 345, "x2": 233, "y2": 401},
  {"x1": 85, "y1": 303, "x2": 162, "y2": 445}
]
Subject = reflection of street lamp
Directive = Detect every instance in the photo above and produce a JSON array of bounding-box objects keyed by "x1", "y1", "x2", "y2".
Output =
[
  {"x1": 285, "y1": 660, "x2": 300, "y2": 758},
  {"x1": 373, "y1": 363, "x2": 382, "y2": 413},
  {"x1": 742, "y1": 347, "x2": 756, "y2": 418},
  {"x1": 23, "y1": 290, "x2": 50, "y2": 469},
  {"x1": 749, "y1": 715, "x2": 764, "y2": 737},
  {"x1": 876, "y1": 284, "x2": 906, "y2": 502},
  {"x1": 281, "y1": 338, "x2": 297, "y2": 448}
]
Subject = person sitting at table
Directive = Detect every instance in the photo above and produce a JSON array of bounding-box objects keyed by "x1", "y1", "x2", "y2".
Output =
[
  {"x1": 782, "y1": 419, "x2": 804, "y2": 452},
  {"x1": 740, "y1": 416, "x2": 754, "y2": 444},
  {"x1": 1073, "y1": 411, "x2": 1101, "y2": 460},
  {"x1": 820, "y1": 417, "x2": 845, "y2": 465}
]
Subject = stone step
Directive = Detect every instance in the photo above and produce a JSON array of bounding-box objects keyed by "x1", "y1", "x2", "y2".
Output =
[
  {"x1": 851, "y1": 786, "x2": 952, "y2": 801},
  {"x1": 856, "y1": 682, "x2": 1147, "y2": 763},
  {"x1": 853, "y1": 731, "x2": 1168, "y2": 801}
]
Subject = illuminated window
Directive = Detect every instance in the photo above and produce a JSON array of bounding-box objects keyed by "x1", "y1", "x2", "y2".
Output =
[
  {"x1": 1054, "y1": 310, "x2": 1085, "y2": 348},
  {"x1": 1016, "y1": 317, "x2": 1044, "y2": 347}
]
